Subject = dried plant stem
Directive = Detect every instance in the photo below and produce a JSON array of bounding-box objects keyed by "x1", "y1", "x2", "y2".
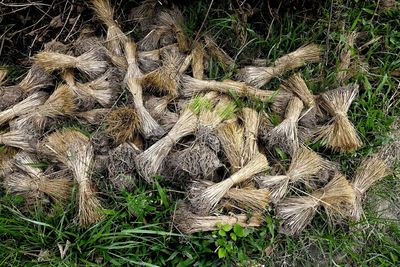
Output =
[
  {"x1": 204, "y1": 35, "x2": 234, "y2": 68},
  {"x1": 337, "y1": 32, "x2": 358, "y2": 85},
  {"x1": 191, "y1": 41, "x2": 205, "y2": 79},
  {"x1": 242, "y1": 108, "x2": 260, "y2": 164},
  {"x1": 0, "y1": 130, "x2": 37, "y2": 151}
]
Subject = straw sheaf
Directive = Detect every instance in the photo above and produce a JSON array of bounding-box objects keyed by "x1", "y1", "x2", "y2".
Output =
[
  {"x1": 204, "y1": 35, "x2": 234, "y2": 68},
  {"x1": 315, "y1": 85, "x2": 362, "y2": 152},
  {"x1": 135, "y1": 107, "x2": 198, "y2": 183},
  {"x1": 351, "y1": 156, "x2": 392, "y2": 221},
  {"x1": 277, "y1": 173, "x2": 354, "y2": 235},
  {"x1": 268, "y1": 96, "x2": 304, "y2": 156},
  {"x1": 191, "y1": 41, "x2": 205, "y2": 79},
  {"x1": 34, "y1": 50, "x2": 108, "y2": 78},
  {"x1": 18, "y1": 65, "x2": 53, "y2": 94},
  {"x1": 12, "y1": 152, "x2": 72, "y2": 204},
  {"x1": 0, "y1": 147, "x2": 17, "y2": 177},
  {"x1": 157, "y1": 8, "x2": 189, "y2": 52},
  {"x1": 127, "y1": 77, "x2": 165, "y2": 139},
  {"x1": 145, "y1": 96, "x2": 178, "y2": 131},
  {"x1": 124, "y1": 40, "x2": 143, "y2": 82},
  {"x1": 0, "y1": 85, "x2": 24, "y2": 111},
  {"x1": 44, "y1": 130, "x2": 103, "y2": 226},
  {"x1": 258, "y1": 147, "x2": 327, "y2": 202},
  {"x1": 237, "y1": 44, "x2": 322, "y2": 88},
  {"x1": 242, "y1": 108, "x2": 260, "y2": 164},
  {"x1": 0, "y1": 91, "x2": 48, "y2": 126},
  {"x1": 0, "y1": 130, "x2": 37, "y2": 152},
  {"x1": 76, "y1": 108, "x2": 109, "y2": 125},
  {"x1": 190, "y1": 153, "x2": 269, "y2": 215},
  {"x1": 337, "y1": 32, "x2": 358, "y2": 85},
  {"x1": 106, "y1": 107, "x2": 140, "y2": 144}
]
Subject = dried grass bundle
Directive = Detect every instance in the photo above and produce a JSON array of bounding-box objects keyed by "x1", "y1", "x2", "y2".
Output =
[
  {"x1": 11, "y1": 152, "x2": 72, "y2": 204},
  {"x1": 44, "y1": 130, "x2": 103, "y2": 226},
  {"x1": 105, "y1": 107, "x2": 140, "y2": 144},
  {"x1": 157, "y1": 8, "x2": 189, "y2": 52},
  {"x1": 258, "y1": 147, "x2": 327, "y2": 202},
  {"x1": 237, "y1": 44, "x2": 322, "y2": 88},
  {"x1": 126, "y1": 77, "x2": 165, "y2": 139},
  {"x1": 204, "y1": 35, "x2": 234, "y2": 68},
  {"x1": 0, "y1": 91, "x2": 48, "y2": 126},
  {"x1": 174, "y1": 202, "x2": 262, "y2": 234},
  {"x1": 76, "y1": 108, "x2": 109, "y2": 125},
  {"x1": 337, "y1": 32, "x2": 358, "y2": 85},
  {"x1": 0, "y1": 130, "x2": 37, "y2": 151},
  {"x1": 124, "y1": 40, "x2": 142, "y2": 82},
  {"x1": 130, "y1": 0, "x2": 158, "y2": 30},
  {"x1": 191, "y1": 41, "x2": 205, "y2": 79},
  {"x1": 72, "y1": 70, "x2": 118, "y2": 107},
  {"x1": 351, "y1": 156, "x2": 392, "y2": 221},
  {"x1": 277, "y1": 173, "x2": 354, "y2": 235},
  {"x1": 140, "y1": 49, "x2": 184, "y2": 96},
  {"x1": 180, "y1": 75, "x2": 292, "y2": 112},
  {"x1": 315, "y1": 85, "x2": 362, "y2": 152},
  {"x1": 135, "y1": 105, "x2": 198, "y2": 183},
  {"x1": 34, "y1": 50, "x2": 108, "y2": 78},
  {"x1": 108, "y1": 142, "x2": 141, "y2": 191},
  {"x1": 242, "y1": 108, "x2": 260, "y2": 164},
  {"x1": 145, "y1": 96, "x2": 178, "y2": 131},
  {"x1": 190, "y1": 153, "x2": 269, "y2": 214},
  {"x1": 3, "y1": 173, "x2": 47, "y2": 206},
  {"x1": 191, "y1": 180, "x2": 270, "y2": 212},
  {"x1": 0, "y1": 85, "x2": 24, "y2": 111},
  {"x1": 91, "y1": 0, "x2": 127, "y2": 56},
  {"x1": 267, "y1": 97, "x2": 304, "y2": 156},
  {"x1": 0, "y1": 147, "x2": 17, "y2": 177}
]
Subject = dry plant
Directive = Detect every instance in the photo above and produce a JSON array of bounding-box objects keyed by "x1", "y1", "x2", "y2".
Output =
[
  {"x1": 63, "y1": 69, "x2": 119, "y2": 107},
  {"x1": 135, "y1": 95, "x2": 219, "y2": 182},
  {"x1": 44, "y1": 130, "x2": 103, "y2": 226},
  {"x1": 350, "y1": 155, "x2": 392, "y2": 221},
  {"x1": 191, "y1": 41, "x2": 205, "y2": 79},
  {"x1": 145, "y1": 96, "x2": 179, "y2": 131},
  {"x1": 34, "y1": 50, "x2": 108, "y2": 78},
  {"x1": 76, "y1": 108, "x2": 109, "y2": 125},
  {"x1": 0, "y1": 147, "x2": 17, "y2": 177},
  {"x1": 0, "y1": 91, "x2": 48, "y2": 126},
  {"x1": 123, "y1": 40, "x2": 142, "y2": 82},
  {"x1": 137, "y1": 43, "x2": 178, "y2": 72},
  {"x1": 191, "y1": 180, "x2": 270, "y2": 212},
  {"x1": 174, "y1": 202, "x2": 262, "y2": 234},
  {"x1": 242, "y1": 108, "x2": 260, "y2": 164},
  {"x1": 10, "y1": 152, "x2": 72, "y2": 204},
  {"x1": 257, "y1": 147, "x2": 327, "y2": 203},
  {"x1": 105, "y1": 107, "x2": 140, "y2": 144},
  {"x1": 315, "y1": 85, "x2": 362, "y2": 152},
  {"x1": 126, "y1": 77, "x2": 165, "y2": 139},
  {"x1": 0, "y1": 67, "x2": 7, "y2": 85},
  {"x1": 236, "y1": 44, "x2": 322, "y2": 88},
  {"x1": 276, "y1": 173, "x2": 354, "y2": 236},
  {"x1": 267, "y1": 97, "x2": 304, "y2": 156},
  {"x1": 91, "y1": 0, "x2": 128, "y2": 56},
  {"x1": 337, "y1": 32, "x2": 358, "y2": 85},
  {"x1": 140, "y1": 48, "x2": 184, "y2": 97},
  {"x1": 189, "y1": 153, "x2": 269, "y2": 215},
  {"x1": 130, "y1": 0, "x2": 159, "y2": 31},
  {"x1": 180, "y1": 75, "x2": 292, "y2": 113},
  {"x1": 0, "y1": 130, "x2": 38, "y2": 151},
  {"x1": 204, "y1": 35, "x2": 234, "y2": 68}
]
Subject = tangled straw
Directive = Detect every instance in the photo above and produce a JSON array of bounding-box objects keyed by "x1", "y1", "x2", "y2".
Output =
[{"x1": 315, "y1": 85, "x2": 362, "y2": 152}]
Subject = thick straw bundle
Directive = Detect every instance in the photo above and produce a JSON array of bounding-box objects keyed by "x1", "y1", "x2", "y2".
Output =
[
  {"x1": 190, "y1": 153, "x2": 269, "y2": 215},
  {"x1": 127, "y1": 77, "x2": 165, "y2": 139},
  {"x1": 315, "y1": 85, "x2": 362, "y2": 152},
  {"x1": 174, "y1": 202, "x2": 262, "y2": 234},
  {"x1": 145, "y1": 96, "x2": 179, "y2": 131},
  {"x1": 191, "y1": 41, "x2": 205, "y2": 79},
  {"x1": 34, "y1": 50, "x2": 108, "y2": 78},
  {"x1": 76, "y1": 108, "x2": 109, "y2": 125},
  {"x1": 258, "y1": 147, "x2": 327, "y2": 203},
  {"x1": 105, "y1": 107, "x2": 140, "y2": 144},
  {"x1": 180, "y1": 75, "x2": 292, "y2": 113},
  {"x1": 237, "y1": 44, "x2": 322, "y2": 88},
  {"x1": 268, "y1": 96, "x2": 304, "y2": 156},
  {"x1": 276, "y1": 173, "x2": 354, "y2": 236},
  {"x1": 350, "y1": 155, "x2": 392, "y2": 221},
  {"x1": 10, "y1": 152, "x2": 72, "y2": 204},
  {"x1": 242, "y1": 108, "x2": 260, "y2": 164},
  {"x1": 0, "y1": 147, "x2": 17, "y2": 177},
  {"x1": 44, "y1": 130, "x2": 103, "y2": 226},
  {"x1": 91, "y1": 0, "x2": 127, "y2": 56},
  {"x1": 0, "y1": 91, "x2": 48, "y2": 126},
  {"x1": 0, "y1": 130, "x2": 37, "y2": 151},
  {"x1": 158, "y1": 8, "x2": 189, "y2": 52}
]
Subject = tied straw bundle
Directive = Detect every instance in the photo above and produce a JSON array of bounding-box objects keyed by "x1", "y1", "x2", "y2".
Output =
[
  {"x1": 190, "y1": 152, "x2": 269, "y2": 215},
  {"x1": 0, "y1": 147, "x2": 17, "y2": 177},
  {"x1": 258, "y1": 147, "x2": 328, "y2": 203},
  {"x1": 315, "y1": 85, "x2": 362, "y2": 152},
  {"x1": 276, "y1": 173, "x2": 354, "y2": 236},
  {"x1": 0, "y1": 130, "x2": 37, "y2": 151},
  {"x1": 236, "y1": 44, "x2": 322, "y2": 88},
  {"x1": 174, "y1": 202, "x2": 262, "y2": 234},
  {"x1": 0, "y1": 91, "x2": 48, "y2": 126},
  {"x1": 145, "y1": 96, "x2": 179, "y2": 131},
  {"x1": 191, "y1": 41, "x2": 205, "y2": 79},
  {"x1": 6, "y1": 152, "x2": 72, "y2": 205},
  {"x1": 267, "y1": 96, "x2": 304, "y2": 156},
  {"x1": 91, "y1": 0, "x2": 128, "y2": 56},
  {"x1": 105, "y1": 107, "x2": 140, "y2": 144},
  {"x1": 76, "y1": 108, "x2": 109, "y2": 126},
  {"x1": 44, "y1": 130, "x2": 103, "y2": 226}
]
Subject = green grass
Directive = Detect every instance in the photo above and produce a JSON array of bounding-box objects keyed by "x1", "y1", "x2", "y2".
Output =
[{"x1": 1, "y1": 0, "x2": 400, "y2": 266}]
